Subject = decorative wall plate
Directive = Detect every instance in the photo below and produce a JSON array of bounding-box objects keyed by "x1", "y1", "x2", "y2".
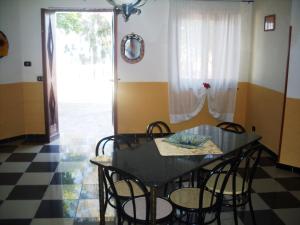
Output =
[
  {"x1": 121, "y1": 33, "x2": 144, "y2": 64},
  {"x1": 0, "y1": 31, "x2": 9, "y2": 58}
]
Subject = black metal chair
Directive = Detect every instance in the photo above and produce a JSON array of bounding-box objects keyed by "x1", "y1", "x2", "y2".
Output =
[
  {"x1": 95, "y1": 135, "x2": 148, "y2": 211},
  {"x1": 146, "y1": 121, "x2": 173, "y2": 140},
  {"x1": 103, "y1": 166, "x2": 174, "y2": 225},
  {"x1": 202, "y1": 122, "x2": 246, "y2": 171},
  {"x1": 206, "y1": 144, "x2": 263, "y2": 225},
  {"x1": 216, "y1": 122, "x2": 246, "y2": 134},
  {"x1": 146, "y1": 121, "x2": 195, "y2": 194},
  {"x1": 146, "y1": 121, "x2": 189, "y2": 194},
  {"x1": 169, "y1": 157, "x2": 239, "y2": 225},
  {"x1": 95, "y1": 135, "x2": 132, "y2": 156}
]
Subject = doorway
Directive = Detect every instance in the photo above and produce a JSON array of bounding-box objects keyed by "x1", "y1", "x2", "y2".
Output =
[{"x1": 41, "y1": 9, "x2": 115, "y2": 144}]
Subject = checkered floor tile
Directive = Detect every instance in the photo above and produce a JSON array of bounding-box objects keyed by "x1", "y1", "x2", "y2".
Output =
[{"x1": 0, "y1": 143, "x2": 300, "y2": 225}]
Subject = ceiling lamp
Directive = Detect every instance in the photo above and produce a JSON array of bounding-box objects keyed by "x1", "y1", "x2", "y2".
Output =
[{"x1": 106, "y1": 0, "x2": 148, "y2": 22}]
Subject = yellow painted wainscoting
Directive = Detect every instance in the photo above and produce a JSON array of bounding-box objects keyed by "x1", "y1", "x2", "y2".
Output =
[
  {"x1": 0, "y1": 82, "x2": 45, "y2": 140},
  {"x1": 245, "y1": 83, "x2": 285, "y2": 154},
  {"x1": 280, "y1": 97, "x2": 300, "y2": 168},
  {"x1": 0, "y1": 83, "x2": 25, "y2": 139},
  {"x1": 117, "y1": 82, "x2": 248, "y2": 134},
  {"x1": 22, "y1": 82, "x2": 45, "y2": 134}
]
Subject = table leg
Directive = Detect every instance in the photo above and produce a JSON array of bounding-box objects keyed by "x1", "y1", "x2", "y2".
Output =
[
  {"x1": 98, "y1": 166, "x2": 105, "y2": 225},
  {"x1": 150, "y1": 187, "x2": 157, "y2": 225}
]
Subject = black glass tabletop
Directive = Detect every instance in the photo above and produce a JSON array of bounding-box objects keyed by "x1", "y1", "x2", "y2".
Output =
[{"x1": 92, "y1": 125, "x2": 261, "y2": 187}]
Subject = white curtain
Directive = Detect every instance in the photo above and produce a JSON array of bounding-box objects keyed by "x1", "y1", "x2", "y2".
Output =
[{"x1": 168, "y1": 0, "x2": 242, "y2": 123}]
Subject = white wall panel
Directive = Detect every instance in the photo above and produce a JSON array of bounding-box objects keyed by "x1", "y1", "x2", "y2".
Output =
[
  {"x1": 250, "y1": 0, "x2": 292, "y2": 93},
  {"x1": 0, "y1": 0, "x2": 22, "y2": 83},
  {"x1": 0, "y1": 0, "x2": 253, "y2": 83},
  {"x1": 117, "y1": 0, "x2": 169, "y2": 82},
  {"x1": 287, "y1": 0, "x2": 300, "y2": 99}
]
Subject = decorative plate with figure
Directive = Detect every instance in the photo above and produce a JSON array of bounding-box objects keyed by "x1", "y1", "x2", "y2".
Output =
[{"x1": 0, "y1": 31, "x2": 9, "y2": 58}]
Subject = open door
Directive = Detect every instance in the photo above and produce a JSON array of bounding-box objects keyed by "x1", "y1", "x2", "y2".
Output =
[{"x1": 41, "y1": 9, "x2": 59, "y2": 142}]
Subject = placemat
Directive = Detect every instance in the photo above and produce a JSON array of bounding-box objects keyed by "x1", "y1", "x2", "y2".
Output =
[{"x1": 154, "y1": 138, "x2": 223, "y2": 156}]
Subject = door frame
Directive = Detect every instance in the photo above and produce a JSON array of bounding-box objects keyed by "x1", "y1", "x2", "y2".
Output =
[
  {"x1": 113, "y1": 12, "x2": 118, "y2": 135},
  {"x1": 41, "y1": 8, "x2": 118, "y2": 142},
  {"x1": 278, "y1": 26, "x2": 292, "y2": 160}
]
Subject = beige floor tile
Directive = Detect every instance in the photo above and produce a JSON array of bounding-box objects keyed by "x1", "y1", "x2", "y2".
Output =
[
  {"x1": 56, "y1": 162, "x2": 86, "y2": 172},
  {"x1": 76, "y1": 199, "x2": 115, "y2": 220},
  {"x1": 291, "y1": 191, "x2": 300, "y2": 201},
  {"x1": 0, "y1": 162, "x2": 30, "y2": 172},
  {"x1": 0, "y1": 154, "x2": 10, "y2": 162},
  {"x1": 14, "y1": 145, "x2": 43, "y2": 153},
  {"x1": 252, "y1": 178, "x2": 286, "y2": 193},
  {"x1": 274, "y1": 208, "x2": 300, "y2": 225},
  {"x1": 262, "y1": 166, "x2": 300, "y2": 178},
  {"x1": 33, "y1": 153, "x2": 61, "y2": 162},
  {"x1": 43, "y1": 185, "x2": 82, "y2": 200},
  {"x1": 17, "y1": 172, "x2": 54, "y2": 185},
  {"x1": 0, "y1": 186, "x2": 14, "y2": 200},
  {"x1": 0, "y1": 200, "x2": 40, "y2": 218},
  {"x1": 31, "y1": 218, "x2": 74, "y2": 225}
]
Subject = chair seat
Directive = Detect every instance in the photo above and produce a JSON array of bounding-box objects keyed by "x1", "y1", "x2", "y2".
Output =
[
  {"x1": 169, "y1": 187, "x2": 216, "y2": 209},
  {"x1": 123, "y1": 197, "x2": 173, "y2": 221},
  {"x1": 206, "y1": 174, "x2": 247, "y2": 195},
  {"x1": 110, "y1": 180, "x2": 150, "y2": 198}
]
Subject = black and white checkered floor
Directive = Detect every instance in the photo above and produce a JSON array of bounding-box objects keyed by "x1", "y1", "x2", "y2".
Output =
[{"x1": 0, "y1": 142, "x2": 300, "y2": 225}]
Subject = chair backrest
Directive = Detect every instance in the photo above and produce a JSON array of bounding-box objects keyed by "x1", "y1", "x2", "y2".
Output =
[
  {"x1": 236, "y1": 144, "x2": 263, "y2": 195},
  {"x1": 146, "y1": 121, "x2": 172, "y2": 140},
  {"x1": 200, "y1": 157, "x2": 239, "y2": 212},
  {"x1": 103, "y1": 166, "x2": 150, "y2": 223},
  {"x1": 217, "y1": 122, "x2": 246, "y2": 134},
  {"x1": 95, "y1": 135, "x2": 132, "y2": 156}
]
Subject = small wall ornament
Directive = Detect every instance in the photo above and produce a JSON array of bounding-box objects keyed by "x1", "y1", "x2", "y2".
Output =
[
  {"x1": 0, "y1": 31, "x2": 9, "y2": 58},
  {"x1": 264, "y1": 15, "x2": 276, "y2": 31}
]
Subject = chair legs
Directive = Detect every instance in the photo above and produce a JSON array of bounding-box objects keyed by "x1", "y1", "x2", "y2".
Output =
[
  {"x1": 226, "y1": 193, "x2": 257, "y2": 225},
  {"x1": 249, "y1": 194, "x2": 257, "y2": 225},
  {"x1": 164, "y1": 183, "x2": 169, "y2": 196},
  {"x1": 104, "y1": 199, "x2": 108, "y2": 215},
  {"x1": 118, "y1": 216, "x2": 122, "y2": 225},
  {"x1": 197, "y1": 213, "x2": 204, "y2": 225},
  {"x1": 186, "y1": 212, "x2": 190, "y2": 224},
  {"x1": 232, "y1": 193, "x2": 239, "y2": 225},
  {"x1": 217, "y1": 213, "x2": 221, "y2": 225},
  {"x1": 173, "y1": 210, "x2": 211, "y2": 225}
]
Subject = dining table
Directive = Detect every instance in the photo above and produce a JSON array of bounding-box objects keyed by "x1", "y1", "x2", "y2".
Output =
[{"x1": 90, "y1": 124, "x2": 261, "y2": 225}]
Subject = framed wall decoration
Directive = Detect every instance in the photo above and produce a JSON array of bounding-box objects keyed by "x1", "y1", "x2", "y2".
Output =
[
  {"x1": 264, "y1": 15, "x2": 276, "y2": 31},
  {"x1": 0, "y1": 31, "x2": 9, "y2": 58},
  {"x1": 121, "y1": 33, "x2": 144, "y2": 64}
]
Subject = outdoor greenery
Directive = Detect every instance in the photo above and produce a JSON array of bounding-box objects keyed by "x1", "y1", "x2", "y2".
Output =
[{"x1": 56, "y1": 12, "x2": 112, "y2": 65}]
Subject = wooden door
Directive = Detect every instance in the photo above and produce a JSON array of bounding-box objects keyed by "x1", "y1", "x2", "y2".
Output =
[{"x1": 41, "y1": 9, "x2": 59, "y2": 142}]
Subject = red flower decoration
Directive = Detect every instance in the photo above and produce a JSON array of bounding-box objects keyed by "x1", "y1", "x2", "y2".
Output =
[{"x1": 203, "y1": 82, "x2": 211, "y2": 89}]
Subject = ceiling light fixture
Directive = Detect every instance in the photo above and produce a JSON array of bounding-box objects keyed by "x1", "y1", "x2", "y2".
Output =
[{"x1": 106, "y1": 0, "x2": 148, "y2": 22}]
